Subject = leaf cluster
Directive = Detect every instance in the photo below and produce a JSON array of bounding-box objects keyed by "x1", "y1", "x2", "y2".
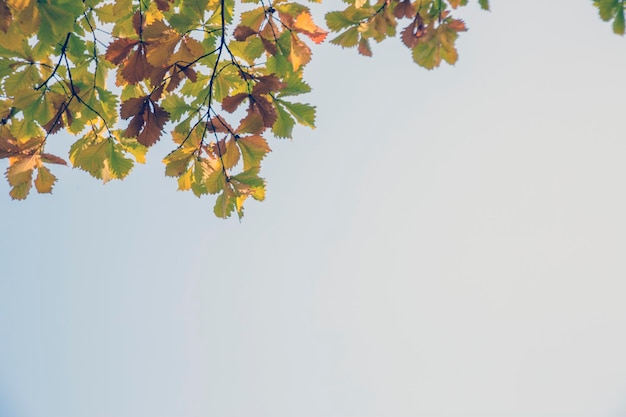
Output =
[
  {"x1": 594, "y1": 0, "x2": 626, "y2": 35},
  {"x1": 0, "y1": 0, "x2": 618, "y2": 218}
]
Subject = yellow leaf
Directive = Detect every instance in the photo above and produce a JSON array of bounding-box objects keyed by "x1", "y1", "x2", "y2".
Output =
[
  {"x1": 7, "y1": 0, "x2": 30, "y2": 12},
  {"x1": 34, "y1": 164, "x2": 56, "y2": 193},
  {"x1": 289, "y1": 34, "x2": 311, "y2": 71},
  {"x1": 177, "y1": 166, "x2": 193, "y2": 190}
]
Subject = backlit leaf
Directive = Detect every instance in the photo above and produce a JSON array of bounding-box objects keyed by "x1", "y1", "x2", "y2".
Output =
[
  {"x1": 236, "y1": 135, "x2": 270, "y2": 170},
  {"x1": 34, "y1": 165, "x2": 56, "y2": 193}
]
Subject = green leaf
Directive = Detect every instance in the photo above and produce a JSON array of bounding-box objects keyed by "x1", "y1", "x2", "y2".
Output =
[
  {"x1": 412, "y1": 37, "x2": 441, "y2": 70},
  {"x1": 279, "y1": 73, "x2": 311, "y2": 97},
  {"x1": 330, "y1": 27, "x2": 360, "y2": 48},
  {"x1": 272, "y1": 101, "x2": 295, "y2": 138},
  {"x1": 266, "y1": 54, "x2": 293, "y2": 77},
  {"x1": 13, "y1": 89, "x2": 53, "y2": 125},
  {"x1": 105, "y1": 140, "x2": 134, "y2": 179},
  {"x1": 190, "y1": 161, "x2": 209, "y2": 196},
  {"x1": 214, "y1": 186, "x2": 236, "y2": 218},
  {"x1": 614, "y1": 5, "x2": 625, "y2": 34},
  {"x1": 169, "y1": 12, "x2": 197, "y2": 33},
  {"x1": 69, "y1": 135, "x2": 108, "y2": 180},
  {"x1": 161, "y1": 94, "x2": 195, "y2": 122},
  {"x1": 325, "y1": 11, "x2": 356, "y2": 31},
  {"x1": 596, "y1": 0, "x2": 620, "y2": 21},
  {"x1": 205, "y1": 166, "x2": 226, "y2": 194},
  {"x1": 37, "y1": 1, "x2": 85, "y2": 41},
  {"x1": 478, "y1": 0, "x2": 489, "y2": 11},
  {"x1": 4, "y1": 65, "x2": 40, "y2": 96},
  {"x1": 231, "y1": 168, "x2": 266, "y2": 202},
  {"x1": 236, "y1": 135, "x2": 270, "y2": 171},
  {"x1": 9, "y1": 118, "x2": 43, "y2": 142},
  {"x1": 278, "y1": 100, "x2": 316, "y2": 128},
  {"x1": 163, "y1": 147, "x2": 195, "y2": 177}
]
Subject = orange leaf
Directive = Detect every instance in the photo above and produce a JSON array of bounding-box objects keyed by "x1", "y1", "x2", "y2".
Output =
[
  {"x1": 292, "y1": 12, "x2": 328, "y2": 44},
  {"x1": 447, "y1": 19, "x2": 467, "y2": 32}
]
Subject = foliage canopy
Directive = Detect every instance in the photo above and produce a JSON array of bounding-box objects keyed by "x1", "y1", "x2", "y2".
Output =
[{"x1": 0, "y1": 0, "x2": 621, "y2": 217}]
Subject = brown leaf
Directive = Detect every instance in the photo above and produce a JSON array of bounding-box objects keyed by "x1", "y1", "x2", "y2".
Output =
[
  {"x1": 132, "y1": 10, "x2": 143, "y2": 35},
  {"x1": 136, "y1": 102, "x2": 169, "y2": 147},
  {"x1": 358, "y1": 38, "x2": 373, "y2": 57},
  {"x1": 222, "y1": 93, "x2": 248, "y2": 113},
  {"x1": 447, "y1": 19, "x2": 467, "y2": 32},
  {"x1": 120, "y1": 97, "x2": 145, "y2": 119},
  {"x1": 252, "y1": 74, "x2": 286, "y2": 95},
  {"x1": 233, "y1": 25, "x2": 257, "y2": 41},
  {"x1": 260, "y1": 37, "x2": 277, "y2": 56},
  {"x1": 0, "y1": 0, "x2": 12, "y2": 33},
  {"x1": 237, "y1": 110, "x2": 264, "y2": 134},
  {"x1": 206, "y1": 116, "x2": 233, "y2": 133},
  {"x1": 154, "y1": 0, "x2": 172, "y2": 11},
  {"x1": 121, "y1": 46, "x2": 152, "y2": 84},
  {"x1": 125, "y1": 113, "x2": 144, "y2": 138},
  {"x1": 213, "y1": 139, "x2": 227, "y2": 158},
  {"x1": 401, "y1": 15, "x2": 425, "y2": 48},
  {"x1": 393, "y1": 0, "x2": 415, "y2": 19},
  {"x1": 181, "y1": 66, "x2": 197, "y2": 82},
  {"x1": 251, "y1": 95, "x2": 277, "y2": 128},
  {"x1": 40, "y1": 153, "x2": 67, "y2": 165},
  {"x1": 150, "y1": 65, "x2": 170, "y2": 90},
  {"x1": 105, "y1": 38, "x2": 139, "y2": 65}
]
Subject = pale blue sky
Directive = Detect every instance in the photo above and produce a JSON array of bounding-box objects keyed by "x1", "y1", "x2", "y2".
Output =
[{"x1": 2, "y1": 1, "x2": 626, "y2": 416}]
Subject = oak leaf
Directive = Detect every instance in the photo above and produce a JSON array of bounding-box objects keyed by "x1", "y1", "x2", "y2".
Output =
[{"x1": 121, "y1": 97, "x2": 169, "y2": 147}]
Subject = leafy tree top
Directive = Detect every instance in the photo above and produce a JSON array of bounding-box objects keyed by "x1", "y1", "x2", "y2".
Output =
[{"x1": 0, "y1": 0, "x2": 621, "y2": 218}]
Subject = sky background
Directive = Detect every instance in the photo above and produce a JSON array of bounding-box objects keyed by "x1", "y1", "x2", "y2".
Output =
[{"x1": 2, "y1": 0, "x2": 626, "y2": 416}]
